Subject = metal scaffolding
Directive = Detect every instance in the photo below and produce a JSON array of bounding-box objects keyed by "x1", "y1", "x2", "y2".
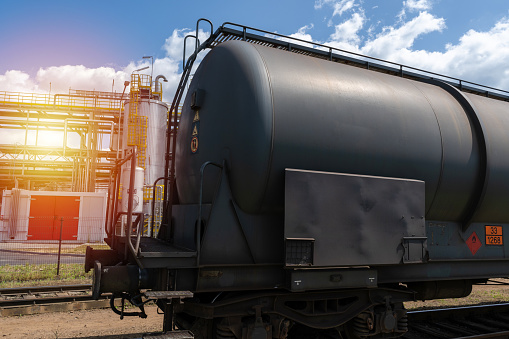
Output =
[
  {"x1": 127, "y1": 74, "x2": 150, "y2": 169},
  {"x1": 0, "y1": 89, "x2": 125, "y2": 192}
]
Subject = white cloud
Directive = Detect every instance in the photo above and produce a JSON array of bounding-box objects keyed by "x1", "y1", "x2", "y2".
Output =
[
  {"x1": 36, "y1": 65, "x2": 128, "y2": 94},
  {"x1": 315, "y1": 0, "x2": 356, "y2": 15},
  {"x1": 290, "y1": 24, "x2": 315, "y2": 40},
  {"x1": 314, "y1": 0, "x2": 333, "y2": 10},
  {"x1": 333, "y1": 0, "x2": 356, "y2": 17},
  {"x1": 277, "y1": 24, "x2": 316, "y2": 48},
  {"x1": 399, "y1": 1, "x2": 433, "y2": 24},
  {"x1": 404, "y1": 0, "x2": 432, "y2": 11},
  {"x1": 361, "y1": 11, "x2": 446, "y2": 58},
  {"x1": 434, "y1": 18, "x2": 509, "y2": 88},
  {"x1": 0, "y1": 70, "x2": 40, "y2": 93},
  {"x1": 317, "y1": 3, "x2": 509, "y2": 91},
  {"x1": 330, "y1": 12, "x2": 366, "y2": 47}
]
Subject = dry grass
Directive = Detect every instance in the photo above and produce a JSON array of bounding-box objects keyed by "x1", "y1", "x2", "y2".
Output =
[
  {"x1": 405, "y1": 279, "x2": 509, "y2": 310},
  {"x1": 0, "y1": 263, "x2": 92, "y2": 288}
]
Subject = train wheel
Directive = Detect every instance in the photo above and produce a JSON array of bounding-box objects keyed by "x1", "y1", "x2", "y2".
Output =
[
  {"x1": 214, "y1": 318, "x2": 238, "y2": 338},
  {"x1": 342, "y1": 311, "x2": 373, "y2": 339},
  {"x1": 288, "y1": 323, "x2": 342, "y2": 339},
  {"x1": 341, "y1": 305, "x2": 407, "y2": 339}
]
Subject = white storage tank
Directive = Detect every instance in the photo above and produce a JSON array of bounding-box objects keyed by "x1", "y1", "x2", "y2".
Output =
[
  {"x1": 120, "y1": 166, "x2": 144, "y2": 214},
  {"x1": 123, "y1": 99, "x2": 168, "y2": 186}
]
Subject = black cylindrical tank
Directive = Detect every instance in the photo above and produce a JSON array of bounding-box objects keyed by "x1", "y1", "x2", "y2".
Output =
[{"x1": 176, "y1": 40, "x2": 509, "y2": 223}]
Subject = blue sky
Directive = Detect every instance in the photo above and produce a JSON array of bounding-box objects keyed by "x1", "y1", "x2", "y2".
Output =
[{"x1": 1, "y1": 0, "x2": 509, "y2": 100}]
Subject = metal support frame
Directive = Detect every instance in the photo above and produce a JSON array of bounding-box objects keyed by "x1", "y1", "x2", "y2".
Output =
[
  {"x1": 0, "y1": 89, "x2": 124, "y2": 191},
  {"x1": 196, "y1": 161, "x2": 223, "y2": 266}
]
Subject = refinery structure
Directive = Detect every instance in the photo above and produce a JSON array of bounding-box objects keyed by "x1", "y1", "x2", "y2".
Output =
[{"x1": 0, "y1": 73, "x2": 172, "y2": 241}]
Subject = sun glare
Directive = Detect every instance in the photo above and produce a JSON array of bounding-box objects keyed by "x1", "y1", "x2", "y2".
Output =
[{"x1": 33, "y1": 130, "x2": 80, "y2": 148}]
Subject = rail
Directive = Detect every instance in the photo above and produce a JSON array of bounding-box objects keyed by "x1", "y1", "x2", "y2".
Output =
[
  {"x1": 406, "y1": 303, "x2": 509, "y2": 338},
  {"x1": 0, "y1": 284, "x2": 94, "y2": 308}
]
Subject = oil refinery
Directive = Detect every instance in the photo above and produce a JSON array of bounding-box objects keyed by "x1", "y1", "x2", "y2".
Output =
[{"x1": 0, "y1": 73, "x2": 172, "y2": 241}]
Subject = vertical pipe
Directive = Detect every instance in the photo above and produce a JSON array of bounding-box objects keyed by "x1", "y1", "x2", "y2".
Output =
[
  {"x1": 117, "y1": 82, "x2": 129, "y2": 160},
  {"x1": 35, "y1": 117, "x2": 39, "y2": 146},
  {"x1": 57, "y1": 217, "x2": 63, "y2": 276},
  {"x1": 24, "y1": 111, "x2": 29, "y2": 169},
  {"x1": 104, "y1": 171, "x2": 114, "y2": 237},
  {"x1": 125, "y1": 150, "x2": 137, "y2": 259},
  {"x1": 63, "y1": 120, "x2": 68, "y2": 157},
  {"x1": 151, "y1": 176, "x2": 169, "y2": 238}
]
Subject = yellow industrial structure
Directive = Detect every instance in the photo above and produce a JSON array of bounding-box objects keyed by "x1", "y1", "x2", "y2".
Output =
[
  {"x1": 127, "y1": 74, "x2": 150, "y2": 169},
  {"x1": 0, "y1": 77, "x2": 172, "y2": 193},
  {"x1": 0, "y1": 89, "x2": 123, "y2": 192}
]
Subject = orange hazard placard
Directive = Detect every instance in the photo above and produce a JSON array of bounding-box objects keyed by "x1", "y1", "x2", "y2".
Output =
[{"x1": 485, "y1": 225, "x2": 503, "y2": 245}]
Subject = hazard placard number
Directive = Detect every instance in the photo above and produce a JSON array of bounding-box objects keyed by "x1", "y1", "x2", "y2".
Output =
[{"x1": 485, "y1": 225, "x2": 503, "y2": 245}]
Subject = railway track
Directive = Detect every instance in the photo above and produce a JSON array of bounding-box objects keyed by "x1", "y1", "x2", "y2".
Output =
[
  {"x1": 3, "y1": 285, "x2": 509, "y2": 339},
  {"x1": 0, "y1": 284, "x2": 111, "y2": 316},
  {"x1": 405, "y1": 303, "x2": 509, "y2": 339}
]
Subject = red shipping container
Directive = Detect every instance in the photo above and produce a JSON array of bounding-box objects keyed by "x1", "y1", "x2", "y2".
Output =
[{"x1": 27, "y1": 196, "x2": 79, "y2": 240}]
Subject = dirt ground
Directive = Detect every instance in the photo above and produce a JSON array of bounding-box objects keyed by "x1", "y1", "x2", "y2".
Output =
[
  {"x1": 2, "y1": 280, "x2": 509, "y2": 338},
  {"x1": 0, "y1": 305, "x2": 163, "y2": 339}
]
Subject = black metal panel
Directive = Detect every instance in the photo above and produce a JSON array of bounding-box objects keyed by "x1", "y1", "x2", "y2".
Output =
[
  {"x1": 172, "y1": 204, "x2": 211, "y2": 251},
  {"x1": 199, "y1": 170, "x2": 283, "y2": 266},
  {"x1": 377, "y1": 259, "x2": 509, "y2": 283},
  {"x1": 230, "y1": 201, "x2": 284, "y2": 264},
  {"x1": 195, "y1": 265, "x2": 285, "y2": 292},
  {"x1": 288, "y1": 268, "x2": 377, "y2": 292},
  {"x1": 285, "y1": 169, "x2": 426, "y2": 266},
  {"x1": 199, "y1": 170, "x2": 256, "y2": 265}
]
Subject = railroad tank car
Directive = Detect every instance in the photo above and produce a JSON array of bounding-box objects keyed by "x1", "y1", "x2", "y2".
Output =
[{"x1": 87, "y1": 21, "x2": 509, "y2": 339}]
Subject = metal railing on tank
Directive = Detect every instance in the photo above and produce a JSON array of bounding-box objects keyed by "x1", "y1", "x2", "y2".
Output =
[{"x1": 208, "y1": 21, "x2": 509, "y2": 100}]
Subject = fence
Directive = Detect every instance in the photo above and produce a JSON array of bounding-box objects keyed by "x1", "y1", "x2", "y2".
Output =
[{"x1": 0, "y1": 216, "x2": 106, "y2": 285}]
